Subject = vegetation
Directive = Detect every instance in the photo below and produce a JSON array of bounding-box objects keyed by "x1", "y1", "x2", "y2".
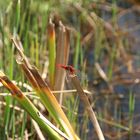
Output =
[{"x1": 0, "y1": 0, "x2": 140, "y2": 139}]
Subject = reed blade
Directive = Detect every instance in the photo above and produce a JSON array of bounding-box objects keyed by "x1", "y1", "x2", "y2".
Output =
[
  {"x1": 0, "y1": 71, "x2": 68, "y2": 140},
  {"x1": 59, "y1": 65, "x2": 105, "y2": 140},
  {"x1": 54, "y1": 22, "x2": 70, "y2": 104},
  {"x1": 48, "y1": 18, "x2": 56, "y2": 87},
  {"x1": 11, "y1": 37, "x2": 80, "y2": 140}
]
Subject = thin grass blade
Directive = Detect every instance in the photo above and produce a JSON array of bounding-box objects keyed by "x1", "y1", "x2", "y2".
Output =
[
  {"x1": 48, "y1": 18, "x2": 56, "y2": 87},
  {"x1": 59, "y1": 65, "x2": 105, "y2": 140}
]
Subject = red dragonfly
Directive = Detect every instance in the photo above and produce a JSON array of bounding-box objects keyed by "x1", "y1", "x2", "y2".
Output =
[
  {"x1": 57, "y1": 64, "x2": 76, "y2": 74},
  {"x1": 57, "y1": 64, "x2": 85, "y2": 82}
]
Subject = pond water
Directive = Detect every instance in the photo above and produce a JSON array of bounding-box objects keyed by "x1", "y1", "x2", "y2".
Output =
[{"x1": 86, "y1": 3, "x2": 140, "y2": 140}]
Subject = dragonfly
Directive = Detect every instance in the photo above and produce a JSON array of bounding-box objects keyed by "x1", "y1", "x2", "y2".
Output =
[
  {"x1": 57, "y1": 64, "x2": 76, "y2": 74},
  {"x1": 57, "y1": 64, "x2": 88, "y2": 84}
]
